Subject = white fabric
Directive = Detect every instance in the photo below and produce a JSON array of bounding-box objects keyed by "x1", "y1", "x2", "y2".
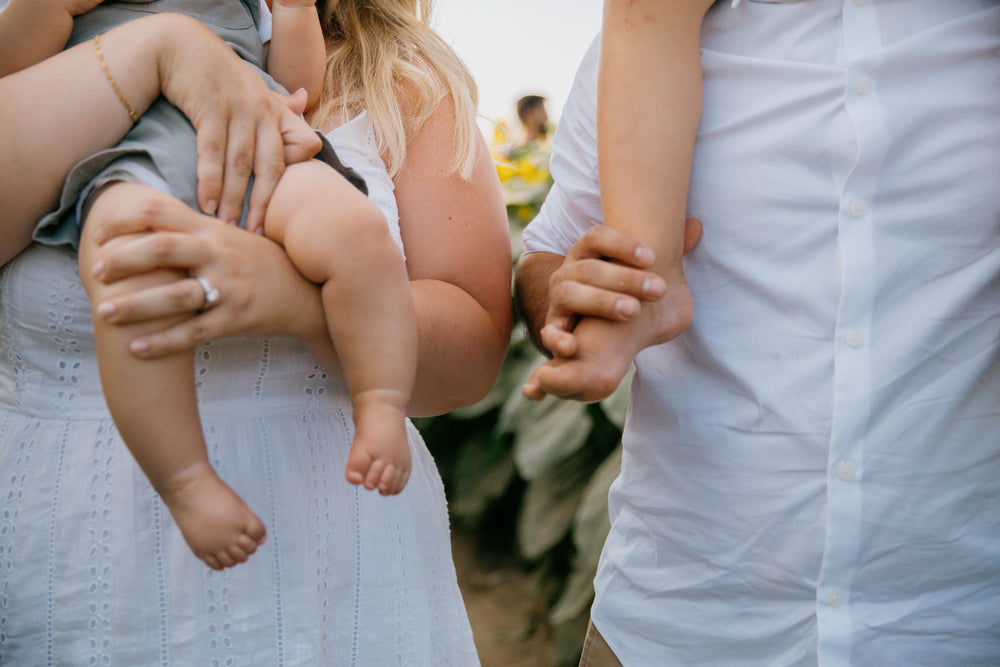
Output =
[
  {"x1": 524, "y1": 2, "x2": 1000, "y2": 664},
  {"x1": 0, "y1": 113, "x2": 478, "y2": 666}
]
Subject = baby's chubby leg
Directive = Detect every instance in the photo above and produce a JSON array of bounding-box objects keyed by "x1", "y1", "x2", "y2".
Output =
[
  {"x1": 79, "y1": 182, "x2": 266, "y2": 569},
  {"x1": 263, "y1": 161, "x2": 416, "y2": 495}
]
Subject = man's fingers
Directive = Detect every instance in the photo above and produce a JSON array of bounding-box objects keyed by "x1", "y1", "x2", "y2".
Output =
[
  {"x1": 548, "y1": 276, "x2": 650, "y2": 325},
  {"x1": 555, "y1": 258, "x2": 667, "y2": 303},
  {"x1": 567, "y1": 217, "x2": 703, "y2": 264},
  {"x1": 569, "y1": 225, "x2": 656, "y2": 266}
]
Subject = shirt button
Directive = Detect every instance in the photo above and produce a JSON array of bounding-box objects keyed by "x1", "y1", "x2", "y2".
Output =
[
  {"x1": 854, "y1": 75, "x2": 872, "y2": 95},
  {"x1": 849, "y1": 199, "x2": 866, "y2": 218},
  {"x1": 845, "y1": 331, "x2": 863, "y2": 348},
  {"x1": 837, "y1": 462, "x2": 856, "y2": 481},
  {"x1": 827, "y1": 589, "x2": 843, "y2": 607},
  {"x1": 854, "y1": 0, "x2": 868, "y2": 5}
]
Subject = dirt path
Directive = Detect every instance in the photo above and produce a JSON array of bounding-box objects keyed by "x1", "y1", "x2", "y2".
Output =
[{"x1": 451, "y1": 526, "x2": 555, "y2": 667}]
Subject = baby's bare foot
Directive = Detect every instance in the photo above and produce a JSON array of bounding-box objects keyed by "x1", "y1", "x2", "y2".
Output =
[
  {"x1": 159, "y1": 462, "x2": 266, "y2": 570},
  {"x1": 345, "y1": 396, "x2": 411, "y2": 495}
]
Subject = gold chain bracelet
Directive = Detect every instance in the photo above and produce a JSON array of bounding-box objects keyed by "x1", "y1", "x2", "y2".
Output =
[{"x1": 94, "y1": 33, "x2": 140, "y2": 124}]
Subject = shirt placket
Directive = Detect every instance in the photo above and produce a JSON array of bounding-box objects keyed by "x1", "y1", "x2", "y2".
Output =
[{"x1": 817, "y1": 2, "x2": 888, "y2": 664}]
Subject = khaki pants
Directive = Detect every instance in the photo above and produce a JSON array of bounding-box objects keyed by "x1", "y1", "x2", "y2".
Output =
[{"x1": 578, "y1": 620, "x2": 623, "y2": 667}]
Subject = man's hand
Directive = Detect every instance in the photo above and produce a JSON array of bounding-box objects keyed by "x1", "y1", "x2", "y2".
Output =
[
  {"x1": 519, "y1": 219, "x2": 702, "y2": 358},
  {"x1": 515, "y1": 219, "x2": 702, "y2": 401}
]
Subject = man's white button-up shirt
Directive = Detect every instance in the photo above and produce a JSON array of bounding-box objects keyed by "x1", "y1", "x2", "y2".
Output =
[{"x1": 523, "y1": 1, "x2": 1000, "y2": 664}]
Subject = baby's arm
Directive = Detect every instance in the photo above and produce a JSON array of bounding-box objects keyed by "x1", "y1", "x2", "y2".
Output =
[
  {"x1": 266, "y1": 0, "x2": 325, "y2": 111},
  {"x1": 598, "y1": 0, "x2": 714, "y2": 286},
  {"x1": 522, "y1": 0, "x2": 715, "y2": 402},
  {"x1": 0, "y1": 0, "x2": 104, "y2": 77}
]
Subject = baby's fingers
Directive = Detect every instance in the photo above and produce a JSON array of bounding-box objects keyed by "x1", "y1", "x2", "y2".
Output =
[
  {"x1": 245, "y1": 122, "x2": 286, "y2": 234},
  {"x1": 522, "y1": 364, "x2": 549, "y2": 401},
  {"x1": 539, "y1": 323, "x2": 578, "y2": 359}
]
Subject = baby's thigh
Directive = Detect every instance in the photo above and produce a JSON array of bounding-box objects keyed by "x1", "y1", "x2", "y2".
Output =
[
  {"x1": 263, "y1": 161, "x2": 388, "y2": 283},
  {"x1": 78, "y1": 182, "x2": 187, "y2": 301}
]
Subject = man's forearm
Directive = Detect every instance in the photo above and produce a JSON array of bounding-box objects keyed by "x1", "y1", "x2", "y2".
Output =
[{"x1": 515, "y1": 251, "x2": 564, "y2": 354}]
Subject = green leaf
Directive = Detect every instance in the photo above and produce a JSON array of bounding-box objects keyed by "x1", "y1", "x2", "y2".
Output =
[
  {"x1": 548, "y1": 446, "x2": 621, "y2": 626},
  {"x1": 500, "y1": 389, "x2": 592, "y2": 480},
  {"x1": 447, "y1": 432, "x2": 517, "y2": 524},
  {"x1": 548, "y1": 561, "x2": 597, "y2": 626},
  {"x1": 516, "y1": 450, "x2": 596, "y2": 560}
]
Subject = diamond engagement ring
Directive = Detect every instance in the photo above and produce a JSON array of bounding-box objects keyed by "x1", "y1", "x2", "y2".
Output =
[{"x1": 195, "y1": 276, "x2": 220, "y2": 312}]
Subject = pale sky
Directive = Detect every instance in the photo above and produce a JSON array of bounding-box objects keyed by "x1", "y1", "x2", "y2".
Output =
[{"x1": 431, "y1": 0, "x2": 604, "y2": 127}]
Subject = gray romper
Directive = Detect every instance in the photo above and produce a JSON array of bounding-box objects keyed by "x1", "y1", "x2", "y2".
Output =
[{"x1": 35, "y1": 0, "x2": 282, "y2": 247}]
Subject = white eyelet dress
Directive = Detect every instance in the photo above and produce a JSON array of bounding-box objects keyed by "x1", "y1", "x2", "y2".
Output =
[{"x1": 0, "y1": 111, "x2": 480, "y2": 666}]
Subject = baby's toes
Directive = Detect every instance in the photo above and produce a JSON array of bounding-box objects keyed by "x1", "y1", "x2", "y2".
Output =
[
  {"x1": 377, "y1": 464, "x2": 397, "y2": 496},
  {"x1": 246, "y1": 516, "x2": 267, "y2": 544},
  {"x1": 364, "y1": 459, "x2": 386, "y2": 491},
  {"x1": 236, "y1": 532, "x2": 262, "y2": 556},
  {"x1": 216, "y1": 550, "x2": 237, "y2": 569},
  {"x1": 205, "y1": 554, "x2": 223, "y2": 571},
  {"x1": 228, "y1": 544, "x2": 250, "y2": 564},
  {"x1": 345, "y1": 451, "x2": 373, "y2": 486}
]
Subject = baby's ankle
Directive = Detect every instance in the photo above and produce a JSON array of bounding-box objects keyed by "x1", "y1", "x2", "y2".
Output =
[
  {"x1": 157, "y1": 460, "x2": 219, "y2": 501},
  {"x1": 352, "y1": 388, "x2": 409, "y2": 416}
]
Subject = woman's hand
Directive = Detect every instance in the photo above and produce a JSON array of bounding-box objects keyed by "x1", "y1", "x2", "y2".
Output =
[
  {"x1": 1, "y1": 13, "x2": 319, "y2": 264},
  {"x1": 87, "y1": 187, "x2": 337, "y2": 369},
  {"x1": 154, "y1": 15, "x2": 321, "y2": 231}
]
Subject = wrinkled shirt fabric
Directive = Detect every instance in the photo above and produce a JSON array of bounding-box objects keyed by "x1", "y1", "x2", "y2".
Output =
[{"x1": 523, "y1": 1, "x2": 1000, "y2": 664}]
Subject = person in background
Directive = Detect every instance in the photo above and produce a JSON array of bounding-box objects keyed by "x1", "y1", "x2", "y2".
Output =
[{"x1": 514, "y1": 94, "x2": 550, "y2": 146}]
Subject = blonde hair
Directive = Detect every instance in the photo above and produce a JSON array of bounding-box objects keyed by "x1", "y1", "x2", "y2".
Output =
[{"x1": 316, "y1": 0, "x2": 480, "y2": 180}]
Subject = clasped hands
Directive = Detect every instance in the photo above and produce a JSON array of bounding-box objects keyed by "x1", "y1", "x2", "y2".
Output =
[{"x1": 521, "y1": 219, "x2": 702, "y2": 402}]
